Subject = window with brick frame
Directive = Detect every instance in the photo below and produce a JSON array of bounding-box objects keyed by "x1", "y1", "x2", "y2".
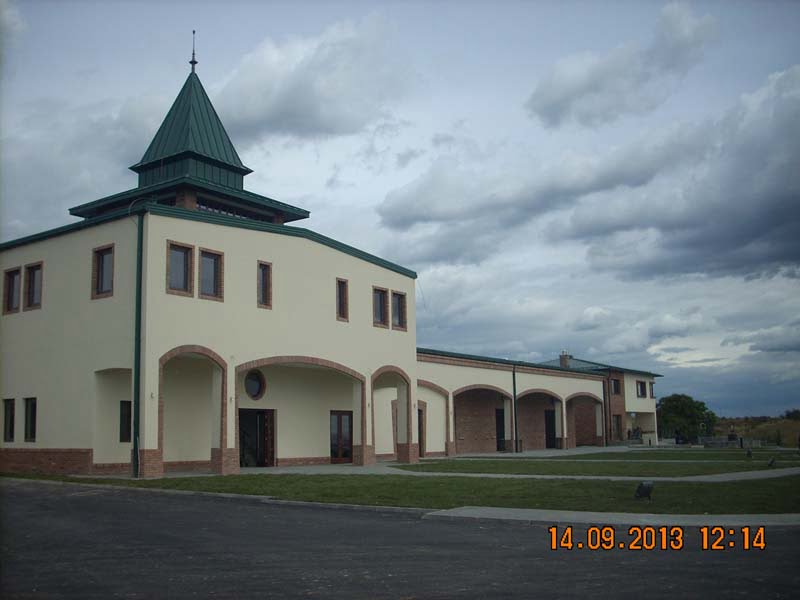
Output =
[
  {"x1": 636, "y1": 380, "x2": 647, "y2": 398},
  {"x1": 391, "y1": 291, "x2": 407, "y2": 330},
  {"x1": 199, "y1": 248, "x2": 224, "y2": 301},
  {"x1": 3, "y1": 399, "x2": 14, "y2": 442},
  {"x1": 166, "y1": 241, "x2": 194, "y2": 296},
  {"x1": 92, "y1": 244, "x2": 114, "y2": 299},
  {"x1": 119, "y1": 400, "x2": 132, "y2": 443},
  {"x1": 23, "y1": 262, "x2": 43, "y2": 310},
  {"x1": 3, "y1": 267, "x2": 21, "y2": 314},
  {"x1": 372, "y1": 287, "x2": 389, "y2": 327},
  {"x1": 336, "y1": 278, "x2": 349, "y2": 321},
  {"x1": 649, "y1": 382, "x2": 655, "y2": 399},
  {"x1": 257, "y1": 261, "x2": 272, "y2": 309},
  {"x1": 611, "y1": 378, "x2": 621, "y2": 395},
  {"x1": 24, "y1": 397, "x2": 36, "y2": 442}
]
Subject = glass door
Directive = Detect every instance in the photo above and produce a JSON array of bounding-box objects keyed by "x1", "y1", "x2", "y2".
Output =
[{"x1": 330, "y1": 411, "x2": 353, "y2": 463}]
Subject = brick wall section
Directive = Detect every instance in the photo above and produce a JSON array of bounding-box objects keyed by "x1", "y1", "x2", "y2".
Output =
[
  {"x1": 571, "y1": 397, "x2": 601, "y2": 447},
  {"x1": 454, "y1": 389, "x2": 504, "y2": 454},
  {"x1": 607, "y1": 370, "x2": 626, "y2": 441},
  {"x1": 396, "y1": 442, "x2": 419, "y2": 463},
  {"x1": 0, "y1": 449, "x2": 93, "y2": 475},
  {"x1": 276, "y1": 456, "x2": 330, "y2": 467},
  {"x1": 517, "y1": 394, "x2": 552, "y2": 450}
]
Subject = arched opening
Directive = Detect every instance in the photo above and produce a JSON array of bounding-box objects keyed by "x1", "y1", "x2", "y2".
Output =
[
  {"x1": 565, "y1": 393, "x2": 604, "y2": 448},
  {"x1": 372, "y1": 366, "x2": 415, "y2": 463},
  {"x1": 159, "y1": 346, "x2": 227, "y2": 474},
  {"x1": 453, "y1": 385, "x2": 513, "y2": 455},
  {"x1": 417, "y1": 381, "x2": 449, "y2": 458},
  {"x1": 516, "y1": 389, "x2": 563, "y2": 450},
  {"x1": 235, "y1": 356, "x2": 367, "y2": 466}
]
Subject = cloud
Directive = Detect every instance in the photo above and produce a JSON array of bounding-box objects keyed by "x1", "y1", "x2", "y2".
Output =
[
  {"x1": 722, "y1": 320, "x2": 800, "y2": 354},
  {"x1": 574, "y1": 306, "x2": 612, "y2": 331},
  {"x1": 216, "y1": 17, "x2": 411, "y2": 143},
  {"x1": 525, "y1": 3, "x2": 715, "y2": 128},
  {"x1": 395, "y1": 148, "x2": 424, "y2": 168},
  {"x1": 1, "y1": 0, "x2": 25, "y2": 37}
]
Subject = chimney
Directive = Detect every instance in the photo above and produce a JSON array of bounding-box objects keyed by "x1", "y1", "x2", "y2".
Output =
[{"x1": 559, "y1": 350, "x2": 571, "y2": 368}]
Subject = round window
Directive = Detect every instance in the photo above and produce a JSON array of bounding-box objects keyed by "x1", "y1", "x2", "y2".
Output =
[{"x1": 245, "y1": 369, "x2": 266, "y2": 400}]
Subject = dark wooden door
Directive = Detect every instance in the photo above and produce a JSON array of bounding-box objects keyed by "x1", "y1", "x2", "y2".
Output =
[
  {"x1": 239, "y1": 409, "x2": 275, "y2": 467},
  {"x1": 330, "y1": 411, "x2": 353, "y2": 463},
  {"x1": 418, "y1": 409, "x2": 425, "y2": 458},
  {"x1": 495, "y1": 408, "x2": 505, "y2": 451},
  {"x1": 263, "y1": 409, "x2": 275, "y2": 467},
  {"x1": 545, "y1": 409, "x2": 557, "y2": 449}
]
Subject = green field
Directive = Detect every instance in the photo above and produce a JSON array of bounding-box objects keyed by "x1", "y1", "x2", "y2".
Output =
[
  {"x1": 549, "y1": 449, "x2": 800, "y2": 462},
  {"x1": 5, "y1": 472, "x2": 799, "y2": 514},
  {"x1": 396, "y1": 459, "x2": 788, "y2": 477}
]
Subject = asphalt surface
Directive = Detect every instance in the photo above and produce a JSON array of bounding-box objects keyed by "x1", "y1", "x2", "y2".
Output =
[{"x1": 2, "y1": 479, "x2": 799, "y2": 599}]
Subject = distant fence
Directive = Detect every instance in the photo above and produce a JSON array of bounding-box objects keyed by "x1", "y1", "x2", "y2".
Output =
[{"x1": 700, "y1": 437, "x2": 763, "y2": 448}]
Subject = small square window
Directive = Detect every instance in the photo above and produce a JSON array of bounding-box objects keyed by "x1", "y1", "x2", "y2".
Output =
[
  {"x1": 257, "y1": 262, "x2": 272, "y2": 309},
  {"x1": 336, "y1": 278, "x2": 348, "y2": 321},
  {"x1": 611, "y1": 379, "x2": 621, "y2": 395},
  {"x1": 24, "y1": 262, "x2": 43, "y2": 310},
  {"x1": 199, "y1": 249, "x2": 223, "y2": 301},
  {"x1": 92, "y1": 245, "x2": 114, "y2": 299},
  {"x1": 119, "y1": 400, "x2": 132, "y2": 443},
  {"x1": 167, "y1": 241, "x2": 194, "y2": 296},
  {"x1": 3, "y1": 399, "x2": 14, "y2": 442},
  {"x1": 391, "y1": 291, "x2": 407, "y2": 330},
  {"x1": 373, "y1": 287, "x2": 388, "y2": 327},
  {"x1": 3, "y1": 268, "x2": 21, "y2": 314},
  {"x1": 636, "y1": 381, "x2": 647, "y2": 398},
  {"x1": 24, "y1": 397, "x2": 36, "y2": 442}
]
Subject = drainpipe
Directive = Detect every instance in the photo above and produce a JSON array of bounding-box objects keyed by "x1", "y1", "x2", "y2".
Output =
[
  {"x1": 132, "y1": 213, "x2": 144, "y2": 478},
  {"x1": 512, "y1": 364, "x2": 518, "y2": 453}
]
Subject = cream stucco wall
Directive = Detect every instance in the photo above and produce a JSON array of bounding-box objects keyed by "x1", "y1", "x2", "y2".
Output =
[
  {"x1": 237, "y1": 365, "x2": 359, "y2": 459},
  {"x1": 373, "y1": 386, "x2": 397, "y2": 456},
  {"x1": 138, "y1": 214, "x2": 418, "y2": 452},
  {"x1": 418, "y1": 386, "x2": 446, "y2": 454},
  {"x1": 93, "y1": 368, "x2": 132, "y2": 463},
  {"x1": 623, "y1": 374, "x2": 657, "y2": 414},
  {"x1": 0, "y1": 218, "x2": 137, "y2": 451}
]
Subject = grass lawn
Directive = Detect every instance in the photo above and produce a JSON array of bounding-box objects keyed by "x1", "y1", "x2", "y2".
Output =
[
  {"x1": 549, "y1": 450, "x2": 800, "y2": 462},
  {"x1": 396, "y1": 459, "x2": 789, "y2": 477},
  {"x1": 5, "y1": 472, "x2": 799, "y2": 514}
]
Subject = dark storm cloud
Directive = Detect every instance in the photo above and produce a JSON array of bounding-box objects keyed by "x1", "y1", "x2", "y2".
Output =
[
  {"x1": 722, "y1": 320, "x2": 800, "y2": 354},
  {"x1": 216, "y1": 17, "x2": 410, "y2": 144},
  {"x1": 525, "y1": 3, "x2": 715, "y2": 128}
]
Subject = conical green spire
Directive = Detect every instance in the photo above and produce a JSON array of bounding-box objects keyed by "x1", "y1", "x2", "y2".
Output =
[{"x1": 130, "y1": 72, "x2": 251, "y2": 187}]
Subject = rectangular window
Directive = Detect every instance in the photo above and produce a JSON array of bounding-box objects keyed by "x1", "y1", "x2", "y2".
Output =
[
  {"x1": 199, "y1": 249, "x2": 223, "y2": 301},
  {"x1": 336, "y1": 278, "x2": 349, "y2": 321},
  {"x1": 92, "y1": 244, "x2": 114, "y2": 299},
  {"x1": 636, "y1": 381, "x2": 647, "y2": 398},
  {"x1": 24, "y1": 262, "x2": 43, "y2": 310},
  {"x1": 167, "y1": 241, "x2": 194, "y2": 296},
  {"x1": 3, "y1": 399, "x2": 14, "y2": 442},
  {"x1": 257, "y1": 261, "x2": 272, "y2": 309},
  {"x1": 649, "y1": 382, "x2": 655, "y2": 398},
  {"x1": 611, "y1": 378, "x2": 621, "y2": 395},
  {"x1": 119, "y1": 400, "x2": 132, "y2": 443},
  {"x1": 3, "y1": 268, "x2": 21, "y2": 314},
  {"x1": 373, "y1": 287, "x2": 388, "y2": 327},
  {"x1": 391, "y1": 291, "x2": 407, "y2": 330},
  {"x1": 24, "y1": 397, "x2": 36, "y2": 442}
]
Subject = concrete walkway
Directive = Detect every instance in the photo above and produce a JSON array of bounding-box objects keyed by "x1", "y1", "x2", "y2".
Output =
[{"x1": 242, "y1": 463, "x2": 800, "y2": 482}]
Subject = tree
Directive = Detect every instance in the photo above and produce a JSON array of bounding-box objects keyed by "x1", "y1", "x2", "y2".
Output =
[
  {"x1": 657, "y1": 394, "x2": 718, "y2": 443},
  {"x1": 782, "y1": 409, "x2": 800, "y2": 421}
]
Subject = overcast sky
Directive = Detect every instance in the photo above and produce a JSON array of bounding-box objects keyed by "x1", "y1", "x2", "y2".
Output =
[{"x1": 2, "y1": 0, "x2": 798, "y2": 416}]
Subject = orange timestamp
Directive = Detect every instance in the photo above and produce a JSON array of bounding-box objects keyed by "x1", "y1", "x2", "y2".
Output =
[{"x1": 548, "y1": 525, "x2": 766, "y2": 551}]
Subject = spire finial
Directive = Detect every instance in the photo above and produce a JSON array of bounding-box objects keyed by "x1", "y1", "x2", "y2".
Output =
[{"x1": 190, "y1": 30, "x2": 198, "y2": 73}]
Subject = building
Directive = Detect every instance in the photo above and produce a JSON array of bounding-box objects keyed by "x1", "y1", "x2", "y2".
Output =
[{"x1": 0, "y1": 61, "x2": 660, "y2": 476}]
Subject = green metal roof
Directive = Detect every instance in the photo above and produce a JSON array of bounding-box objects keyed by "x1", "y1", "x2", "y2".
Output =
[
  {"x1": 68, "y1": 175, "x2": 310, "y2": 221},
  {"x1": 539, "y1": 357, "x2": 662, "y2": 378},
  {"x1": 416, "y1": 347, "x2": 605, "y2": 378},
  {"x1": 130, "y1": 72, "x2": 251, "y2": 175},
  {"x1": 1, "y1": 203, "x2": 416, "y2": 280}
]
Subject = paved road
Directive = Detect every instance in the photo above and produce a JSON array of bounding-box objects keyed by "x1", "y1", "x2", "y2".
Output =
[{"x1": 2, "y1": 479, "x2": 798, "y2": 599}]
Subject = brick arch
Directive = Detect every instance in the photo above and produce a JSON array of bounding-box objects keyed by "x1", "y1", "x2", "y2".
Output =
[
  {"x1": 235, "y1": 355, "x2": 370, "y2": 466},
  {"x1": 564, "y1": 392, "x2": 603, "y2": 404},
  {"x1": 236, "y1": 355, "x2": 365, "y2": 383},
  {"x1": 453, "y1": 384, "x2": 512, "y2": 398},
  {"x1": 372, "y1": 365, "x2": 414, "y2": 463},
  {"x1": 417, "y1": 379, "x2": 449, "y2": 398},
  {"x1": 146, "y1": 344, "x2": 232, "y2": 478},
  {"x1": 517, "y1": 388, "x2": 564, "y2": 402}
]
